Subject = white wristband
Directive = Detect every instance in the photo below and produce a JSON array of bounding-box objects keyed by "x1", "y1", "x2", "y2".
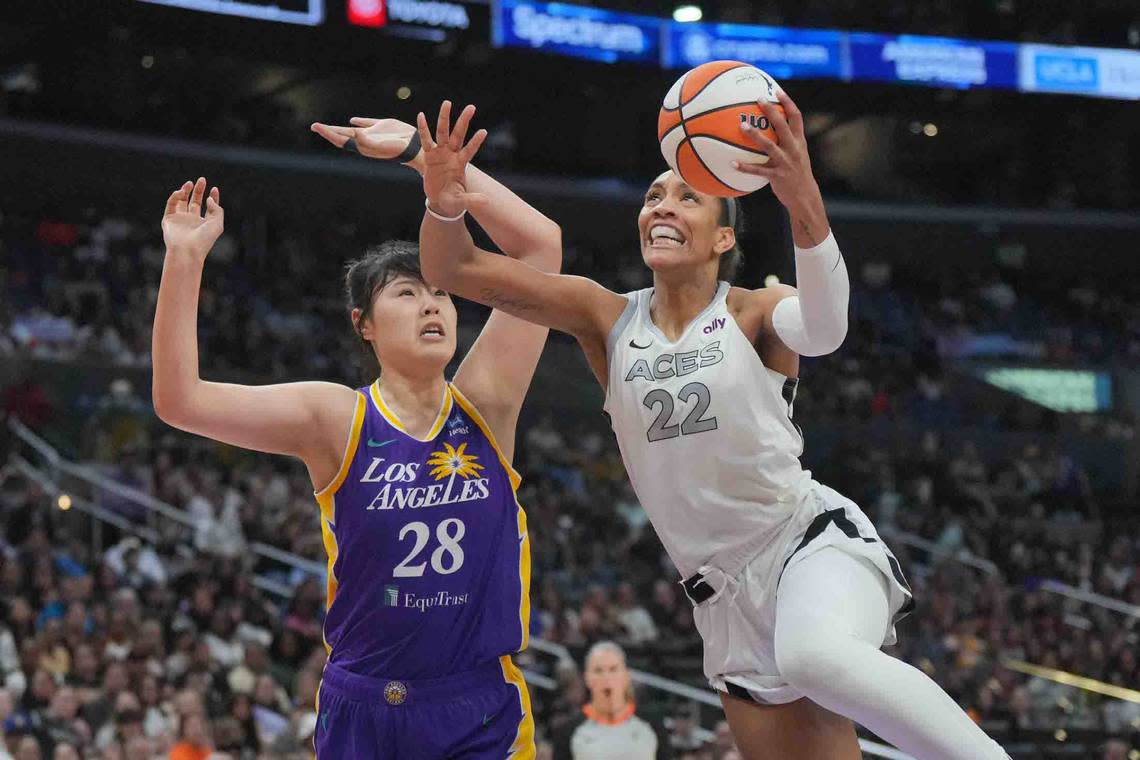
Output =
[{"x1": 424, "y1": 197, "x2": 467, "y2": 223}]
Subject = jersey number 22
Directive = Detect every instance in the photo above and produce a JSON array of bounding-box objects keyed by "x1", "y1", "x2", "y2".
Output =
[{"x1": 643, "y1": 383, "x2": 718, "y2": 442}]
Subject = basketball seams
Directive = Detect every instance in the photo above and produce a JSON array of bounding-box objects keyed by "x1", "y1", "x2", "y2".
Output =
[
  {"x1": 681, "y1": 100, "x2": 773, "y2": 122},
  {"x1": 680, "y1": 61, "x2": 749, "y2": 107},
  {"x1": 678, "y1": 139, "x2": 746, "y2": 196},
  {"x1": 689, "y1": 134, "x2": 770, "y2": 159},
  {"x1": 680, "y1": 68, "x2": 753, "y2": 119}
]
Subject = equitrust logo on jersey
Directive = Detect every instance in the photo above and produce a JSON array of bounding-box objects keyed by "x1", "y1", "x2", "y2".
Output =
[
  {"x1": 361, "y1": 443, "x2": 490, "y2": 510},
  {"x1": 381, "y1": 586, "x2": 470, "y2": 612}
]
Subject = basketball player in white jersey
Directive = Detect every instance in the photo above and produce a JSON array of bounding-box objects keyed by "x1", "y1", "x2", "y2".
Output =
[{"x1": 411, "y1": 100, "x2": 1009, "y2": 760}]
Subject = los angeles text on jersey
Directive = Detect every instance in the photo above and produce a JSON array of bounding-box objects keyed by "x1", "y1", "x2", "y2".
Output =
[
  {"x1": 359, "y1": 442, "x2": 490, "y2": 511},
  {"x1": 624, "y1": 340, "x2": 724, "y2": 382}
]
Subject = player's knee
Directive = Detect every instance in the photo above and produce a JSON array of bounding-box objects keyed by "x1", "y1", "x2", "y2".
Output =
[{"x1": 774, "y1": 629, "x2": 850, "y2": 693}]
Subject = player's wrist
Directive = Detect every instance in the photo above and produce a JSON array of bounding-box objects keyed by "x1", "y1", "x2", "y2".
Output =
[
  {"x1": 783, "y1": 179, "x2": 824, "y2": 220},
  {"x1": 425, "y1": 197, "x2": 467, "y2": 222}
]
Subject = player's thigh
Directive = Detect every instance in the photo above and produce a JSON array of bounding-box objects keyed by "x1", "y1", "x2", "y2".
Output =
[
  {"x1": 315, "y1": 685, "x2": 392, "y2": 759},
  {"x1": 720, "y1": 692, "x2": 861, "y2": 760}
]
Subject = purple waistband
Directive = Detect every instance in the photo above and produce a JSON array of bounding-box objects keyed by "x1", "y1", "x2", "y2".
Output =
[{"x1": 320, "y1": 658, "x2": 508, "y2": 705}]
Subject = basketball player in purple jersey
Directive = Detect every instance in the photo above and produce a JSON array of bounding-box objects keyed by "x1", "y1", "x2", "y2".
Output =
[{"x1": 152, "y1": 108, "x2": 558, "y2": 758}]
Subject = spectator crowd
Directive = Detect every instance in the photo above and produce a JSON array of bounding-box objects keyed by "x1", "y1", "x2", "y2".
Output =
[{"x1": 2, "y1": 199, "x2": 1138, "y2": 758}]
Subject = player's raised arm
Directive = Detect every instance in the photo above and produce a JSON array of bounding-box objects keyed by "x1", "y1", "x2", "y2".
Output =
[
  {"x1": 151, "y1": 179, "x2": 356, "y2": 476},
  {"x1": 311, "y1": 109, "x2": 562, "y2": 272},
  {"x1": 736, "y1": 89, "x2": 849, "y2": 357},
  {"x1": 414, "y1": 104, "x2": 627, "y2": 346}
]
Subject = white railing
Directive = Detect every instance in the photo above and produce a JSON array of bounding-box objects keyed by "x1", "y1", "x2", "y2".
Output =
[
  {"x1": 879, "y1": 525, "x2": 1140, "y2": 621},
  {"x1": 878, "y1": 526, "x2": 1000, "y2": 575},
  {"x1": 10, "y1": 418, "x2": 325, "y2": 581},
  {"x1": 1037, "y1": 579, "x2": 1140, "y2": 620}
]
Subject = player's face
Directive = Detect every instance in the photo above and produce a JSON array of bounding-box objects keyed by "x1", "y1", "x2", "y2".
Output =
[
  {"x1": 358, "y1": 275, "x2": 458, "y2": 373},
  {"x1": 638, "y1": 170, "x2": 734, "y2": 276},
  {"x1": 584, "y1": 649, "x2": 631, "y2": 708}
]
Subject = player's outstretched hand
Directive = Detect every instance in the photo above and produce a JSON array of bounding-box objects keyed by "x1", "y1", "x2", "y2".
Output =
[
  {"x1": 310, "y1": 117, "x2": 425, "y2": 172},
  {"x1": 161, "y1": 177, "x2": 224, "y2": 258},
  {"x1": 735, "y1": 89, "x2": 822, "y2": 216},
  {"x1": 417, "y1": 101, "x2": 488, "y2": 219}
]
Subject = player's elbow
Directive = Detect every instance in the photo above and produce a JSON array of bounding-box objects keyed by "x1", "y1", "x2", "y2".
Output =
[
  {"x1": 535, "y1": 221, "x2": 564, "y2": 273},
  {"x1": 801, "y1": 318, "x2": 848, "y2": 357},
  {"x1": 152, "y1": 381, "x2": 196, "y2": 430},
  {"x1": 771, "y1": 296, "x2": 847, "y2": 357},
  {"x1": 798, "y1": 338, "x2": 845, "y2": 358},
  {"x1": 152, "y1": 391, "x2": 182, "y2": 428},
  {"x1": 420, "y1": 249, "x2": 468, "y2": 292},
  {"x1": 419, "y1": 254, "x2": 453, "y2": 288}
]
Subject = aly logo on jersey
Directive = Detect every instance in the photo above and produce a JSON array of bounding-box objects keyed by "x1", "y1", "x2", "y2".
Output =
[{"x1": 361, "y1": 442, "x2": 490, "y2": 511}]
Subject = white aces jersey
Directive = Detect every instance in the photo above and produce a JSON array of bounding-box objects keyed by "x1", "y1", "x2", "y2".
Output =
[{"x1": 603, "y1": 282, "x2": 814, "y2": 579}]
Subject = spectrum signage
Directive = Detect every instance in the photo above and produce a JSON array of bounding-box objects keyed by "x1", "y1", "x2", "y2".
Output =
[
  {"x1": 489, "y1": 0, "x2": 1140, "y2": 101},
  {"x1": 492, "y1": 0, "x2": 660, "y2": 65}
]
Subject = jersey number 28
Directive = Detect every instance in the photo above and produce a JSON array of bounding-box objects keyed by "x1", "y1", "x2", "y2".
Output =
[{"x1": 393, "y1": 518, "x2": 466, "y2": 577}]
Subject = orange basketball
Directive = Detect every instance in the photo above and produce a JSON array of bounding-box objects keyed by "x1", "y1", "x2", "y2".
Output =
[{"x1": 658, "y1": 60, "x2": 785, "y2": 197}]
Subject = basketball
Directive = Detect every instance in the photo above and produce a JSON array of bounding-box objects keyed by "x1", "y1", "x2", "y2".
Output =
[{"x1": 658, "y1": 60, "x2": 785, "y2": 197}]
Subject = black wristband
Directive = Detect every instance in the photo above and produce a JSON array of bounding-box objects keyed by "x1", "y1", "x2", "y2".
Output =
[
  {"x1": 342, "y1": 132, "x2": 422, "y2": 165},
  {"x1": 393, "y1": 131, "x2": 422, "y2": 164}
]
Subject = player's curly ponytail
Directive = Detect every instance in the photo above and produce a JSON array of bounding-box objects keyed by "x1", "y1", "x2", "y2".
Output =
[{"x1": 717, "y1": 197, "x2": 745, "y2": 283}]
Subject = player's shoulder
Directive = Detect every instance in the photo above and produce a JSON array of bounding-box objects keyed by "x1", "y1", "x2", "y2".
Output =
[
  {"x1": 728, "y1": 283, "x2": 798, "y2": 308},
  {"x1": 295, "y1": 381, "x2": 369, "y2": 442},
  {"x1": 728, "y1": 284, "x2": 797, "y2": 336},
  {"x1": 300, "y1": 381, "x2": 365, "y2": 413}
]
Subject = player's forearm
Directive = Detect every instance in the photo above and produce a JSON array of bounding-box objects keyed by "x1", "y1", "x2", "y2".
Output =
[
  {"x1": 151, "y1": 253, "x2": 207, "y2": 423},
  {"x1": 464, "y1": 164, "x2": 562, "y2": 273},
  {"x1": 419, "y1": 211, "x2": 479, "y2": 289},
  {"x1": 785, "y1": 181, "x2": 829, "y2": 249}
]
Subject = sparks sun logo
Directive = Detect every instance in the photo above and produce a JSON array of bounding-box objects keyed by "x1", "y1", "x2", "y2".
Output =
[{"x1": 427, "y1": 443, "x2": 484, "y2": 481}]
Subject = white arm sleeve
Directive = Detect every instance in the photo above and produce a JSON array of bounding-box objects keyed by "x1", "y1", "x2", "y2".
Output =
[{"x1": 771, "y1": 230, "x2": 849, "y2": 357}]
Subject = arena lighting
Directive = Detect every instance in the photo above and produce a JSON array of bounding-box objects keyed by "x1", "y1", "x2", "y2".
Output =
[
  {"x1": 1002, "y1": 659, "x2": 1140, "y2": 704},
  {"x1": 672, "y1": 4, "x2": 702, "y2": 23},
  {"x1": 764, "y1": 274, "x2": 780, "y2": 286},
  {"x1": 57, "y1": 494, "x2": 72, "y2": 511},
  {"x1": 397, "y1": 86, "x2": 412, "y2": 100},
  {"x1": 923, "y1": 123, "x2": 938, "y2": 136}
]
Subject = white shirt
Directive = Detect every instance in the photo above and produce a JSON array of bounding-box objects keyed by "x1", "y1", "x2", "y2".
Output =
[{"x1": 604, "y1": 283, "x2": 812, "y2": 578}]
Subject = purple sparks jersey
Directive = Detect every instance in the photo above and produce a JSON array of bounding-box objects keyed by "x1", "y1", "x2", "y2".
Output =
[{"x1": 315, "y1": 381, "x2": 531, "y2": 680}]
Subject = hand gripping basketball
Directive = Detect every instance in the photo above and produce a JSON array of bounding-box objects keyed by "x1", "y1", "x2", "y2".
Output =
[
  {"x1": 416, "y1": 101, "x2": 489, "y2": 220},
  {"x1": 734, "y1": 89, "x2": 822, "y2": 215}
]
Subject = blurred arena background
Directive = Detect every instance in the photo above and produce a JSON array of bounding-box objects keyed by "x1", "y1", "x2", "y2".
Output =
[{"x1": 2, "y1": 1, "x2": 1139, "y2": 758}]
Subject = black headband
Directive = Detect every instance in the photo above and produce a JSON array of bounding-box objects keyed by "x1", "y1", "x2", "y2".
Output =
[{"x1": 723, "y1": 197, "x2": 738, "y2": 230}]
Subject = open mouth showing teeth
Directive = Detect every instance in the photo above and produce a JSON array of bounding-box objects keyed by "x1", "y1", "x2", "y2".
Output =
[
  {"x1": 649, "y1": 225, "x2": 685, "y2": 246},
  {"x1": 421, "y1": 324, "x2": 445, "y2": 337}
]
